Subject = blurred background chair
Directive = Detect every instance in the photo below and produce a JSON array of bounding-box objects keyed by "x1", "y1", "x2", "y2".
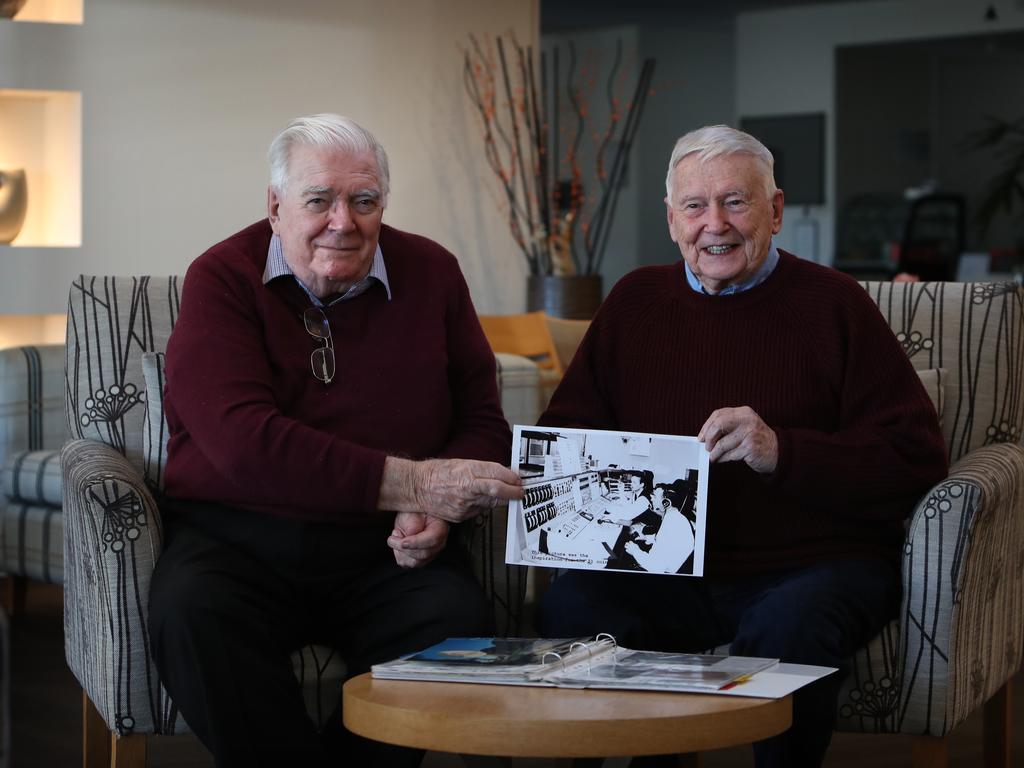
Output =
[
  {"x1": 479, "y1": 311, "x2": 563, "y2": 406},
  {"x1": 0, "y1": 345, "x2": 68, "y2": 614},
  {"x1": 543, "y1": 314, "x2": 590, "y2": 375},
  {"x1": 897, "y1": 193, "x2": 966, "y2": 281}
]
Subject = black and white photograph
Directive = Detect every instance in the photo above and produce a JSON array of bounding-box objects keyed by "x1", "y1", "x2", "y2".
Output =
[{"x1": 505, "y1": 425, "x2": 709, "y2": 576}]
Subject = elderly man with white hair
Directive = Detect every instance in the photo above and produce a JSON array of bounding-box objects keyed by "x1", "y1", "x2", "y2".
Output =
[
  {"x1": 148, "y1": 114, "x2": 522, "y2": 767},
  {"x1": 537, "y1": 125, "x2": 947, "y2": 768}
]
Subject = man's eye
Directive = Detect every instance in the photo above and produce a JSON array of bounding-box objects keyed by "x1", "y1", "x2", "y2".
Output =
[
  {"x1": 353, "y1": 198, "x2": 379, "y2": 214},
  {"x1": 726, "y1": 199, "x2": 747, "y2": 208},
  {"x1": 306, "y1": 198, "x2": 329, "y2": 211}
]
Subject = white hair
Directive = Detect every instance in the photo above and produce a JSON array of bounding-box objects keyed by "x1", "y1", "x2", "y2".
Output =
[
  {"x1": 665, "y1": 124, "x2": 775, "y2": 200},
  {"x1": 267, "y1": 113, "x2": 390, "y2": 203}
]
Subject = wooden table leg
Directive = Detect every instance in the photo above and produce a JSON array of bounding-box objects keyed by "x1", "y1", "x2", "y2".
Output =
[
  {"x1": 983, "y1": 681, "x2": 1011, "y2": 768},
  {"x1": 82, "y1": 690, "x2": 112, "y2": 768},
  {"x1": 912, "y1": 734, "x2": 949, "y2": 768},
  {"x1": 111, "y1": 733, "x2": 147, "y2": 768}
]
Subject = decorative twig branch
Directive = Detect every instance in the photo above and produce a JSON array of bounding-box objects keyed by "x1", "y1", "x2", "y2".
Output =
[{"x1": 463, "y1": 32, "x2": 655, "y2": 277}]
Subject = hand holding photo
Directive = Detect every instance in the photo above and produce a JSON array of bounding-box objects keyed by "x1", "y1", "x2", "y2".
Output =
[{"x1": 505, "y1": 425, "x2": 709, "y2": 576}]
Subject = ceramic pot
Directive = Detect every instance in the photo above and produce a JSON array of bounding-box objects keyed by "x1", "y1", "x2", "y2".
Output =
[
  {"x1": 0, "y1": 169, "x2": 28, "y2": 244},
  {"x1": 527, "y1": 274, "x2": 603, "y2": 320},
  {"x1": 0, "y1": 0, "x2": 28, "y2": 19}
]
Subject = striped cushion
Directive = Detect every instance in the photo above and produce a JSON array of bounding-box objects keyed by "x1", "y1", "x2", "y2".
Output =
[
  {"x1": 1, "y1": 449, "x2": 61, "y2": 506},
  {"x1": 0, "y1": 502, "x2": 63, "y2": 584},
  {"x1": 140, "y1": 352, "x2": 168, "y2": 493},
  {"x1": 916, "y1": 368, "x2": 945, "y2": 428}
]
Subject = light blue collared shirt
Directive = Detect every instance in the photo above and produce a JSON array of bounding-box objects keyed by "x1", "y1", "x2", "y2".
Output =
[
  {"x1": 684, "y1": 242, "x2": 780, "y2": 296},
  {"x1": 262, "y1": 233, "x2": 392, "y2": 306}
]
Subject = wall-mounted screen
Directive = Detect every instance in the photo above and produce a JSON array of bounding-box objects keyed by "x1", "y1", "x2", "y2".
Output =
[{"x1": 739, "y1": 113, "x2": 825, "y2": 205}]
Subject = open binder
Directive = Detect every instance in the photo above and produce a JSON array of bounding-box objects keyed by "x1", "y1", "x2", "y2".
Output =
[{"x1": 371, "y1": 635, "x2": 826, "y2": 697}]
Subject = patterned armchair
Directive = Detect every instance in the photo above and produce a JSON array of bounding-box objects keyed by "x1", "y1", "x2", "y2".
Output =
[
  {"x1": 61, "y1": 275, "x2": 540, "y2": 767},
  {"x1": 833, "y1": 281, "x2": 1024, "y2": 765}
]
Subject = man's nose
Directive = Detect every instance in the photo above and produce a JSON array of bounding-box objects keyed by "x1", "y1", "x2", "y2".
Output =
[
  {"x1": 705, "y1": 203, "x2": 730, "y2": 233},
  {"x1": 328, "y1": 201, "x2": 356, "y2": 231}
]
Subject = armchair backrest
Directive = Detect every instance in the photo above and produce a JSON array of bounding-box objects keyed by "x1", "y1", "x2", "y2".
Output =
[
  {"x1": 65, "y1": 276, "x2": 181, "y2": 487},
  {"x1": 861, "y1": 281, "x2": 1024, "y2": 462}
]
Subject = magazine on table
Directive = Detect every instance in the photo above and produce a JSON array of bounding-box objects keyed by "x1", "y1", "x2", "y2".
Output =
[
  {"x1": 505, "y1": 425, "x2": 710, "y2": 576},
  {"x1": 370, "y1": 635, "x2": 819, "y2": 697}
]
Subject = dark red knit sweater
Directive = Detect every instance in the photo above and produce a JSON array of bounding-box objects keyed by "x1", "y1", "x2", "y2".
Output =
[
  {"x1": 163, "y1": 219, "x2": 511, "y2": 522},
  {"x1": 540, "y1": 251, "x2": 948, "y2": 577}
]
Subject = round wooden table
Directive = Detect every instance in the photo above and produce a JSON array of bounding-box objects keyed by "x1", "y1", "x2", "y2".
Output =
[{"x1": 343, "y1": 673, "x2": 791, "y2": 759}]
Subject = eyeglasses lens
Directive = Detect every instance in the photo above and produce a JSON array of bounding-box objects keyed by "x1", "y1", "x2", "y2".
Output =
[
  {"x1": 303, "y1": 308, "x2": 335, "y2": 384},
  {"x1": 304, "y1": 309, "x2": 330, "y2": 339},
  {"x1": 310, "y1": 346, "x2": 336, "y2": 383}
]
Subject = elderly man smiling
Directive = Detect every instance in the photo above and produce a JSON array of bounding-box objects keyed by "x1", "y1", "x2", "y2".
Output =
[
  {"x1": 147, "y1": 114, "x2": 522, "y2": 768},
  {"x1": 536, "y1": 125, "x2": 947, "y2": 768}
]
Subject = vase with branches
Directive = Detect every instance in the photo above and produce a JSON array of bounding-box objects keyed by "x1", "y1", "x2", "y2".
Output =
[{"x1": 462, "y1": 32, "x2": 655, "y2": 316}]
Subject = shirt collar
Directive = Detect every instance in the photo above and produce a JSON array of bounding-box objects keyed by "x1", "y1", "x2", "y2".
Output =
[
  {"x1": 683, "y1": 241, "x2": 780, "y2": 296},
  {"x1": 263, "y1": 233, "x2": 392, "y2": 306}
]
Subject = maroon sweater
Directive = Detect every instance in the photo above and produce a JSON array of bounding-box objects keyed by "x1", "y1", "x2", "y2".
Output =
[
  {"x1": 540, "y1": 252, "x2": 948, "y2": 577},
  {"x1": 163, "y1": 219, "x2": 511, "y2": 522}
]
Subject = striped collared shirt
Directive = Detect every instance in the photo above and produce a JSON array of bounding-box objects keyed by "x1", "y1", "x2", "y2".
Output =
[{"x1": 263, "y1": 233, "x2": 392, "y2": 306}]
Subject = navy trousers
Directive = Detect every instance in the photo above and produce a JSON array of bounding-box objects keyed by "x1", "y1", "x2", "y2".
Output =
[
  {"x1": 149, "y1": 503, "x2": 492, "y2": 768},
  {"x1": 538, "y1": 559, "x2": 900, "y2": 768}
]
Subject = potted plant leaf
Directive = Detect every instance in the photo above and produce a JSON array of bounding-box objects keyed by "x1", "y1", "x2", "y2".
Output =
[{"x1": 962, "y1": 115, "x2": 1024, "y2": 279}]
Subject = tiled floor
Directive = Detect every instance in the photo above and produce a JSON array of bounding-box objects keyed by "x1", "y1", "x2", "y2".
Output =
[{"x1": 9, "y1": 582, "x2": 1024, "y2": 767}]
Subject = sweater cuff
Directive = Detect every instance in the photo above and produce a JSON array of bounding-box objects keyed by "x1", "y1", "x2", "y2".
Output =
[
  {"x1": 763, "y1": 427, "x2": 791, "y2": 487},
  {"x1": 358, "y1": 447, "x2": 389, "y2": 514}
]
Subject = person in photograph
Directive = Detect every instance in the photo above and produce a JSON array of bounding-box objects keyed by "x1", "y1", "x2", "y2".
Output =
[
  {"x1": 608, "y1": 481, "x2": 695, "y2": 574},
  {"x1": 147, "y1": 113, "x2": 522, "y2": 768},
  {"x1": 536, "y1": 124, "x2": 947, "y2": 767},
  {"x1": 623, "y1": 484, "x2": 695, "y2": 574}
]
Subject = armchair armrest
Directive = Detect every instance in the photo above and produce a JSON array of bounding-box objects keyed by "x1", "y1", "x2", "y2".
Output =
[
  {"x1": 61, "y1": 438, "x2": 183, "y2": 736},
  {"x1": 898, "y1": 442, "x2": 1024, "y2": 734}
]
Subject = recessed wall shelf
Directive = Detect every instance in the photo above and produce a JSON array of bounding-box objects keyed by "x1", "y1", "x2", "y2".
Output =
[
  {"x1": 0, "y1": 88, "x2": 81, "y2": 247},
  {"x1": 8, "y1": 0, "x2": 82, "y2": 24},
  {"x1": 0, "y1": 313, "x2": 66, "y2": 347}
]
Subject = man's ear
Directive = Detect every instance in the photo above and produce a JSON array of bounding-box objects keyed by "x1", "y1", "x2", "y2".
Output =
[
  {"x1": 771, "y1": 188, "x2": 785, "y2": 235},
  {"x1": 665, "y1": 197, "x2": 678, "y2": 243},
  {"x1": 267, "y1": 186, "x2": 281, "y2": 233}
]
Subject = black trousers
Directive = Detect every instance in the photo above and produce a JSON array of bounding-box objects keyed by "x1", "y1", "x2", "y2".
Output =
[
  {"x1": 538, "y1": 559, "x2": 900, "y2": 768},
  {"x1": 148, "y1": 503, "x2": 492, "y2": 768}
]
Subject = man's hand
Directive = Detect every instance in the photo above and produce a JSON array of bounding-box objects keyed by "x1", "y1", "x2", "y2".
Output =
[
  {"x1": 379, "y1": 457, "x2": 523, "y2": 523},
  {"x1": 387, "y1": 511, "x2": 449, "y2": 568},
  {"x1": 698, "y1": 406, "x2": 778, "y2": 474}
]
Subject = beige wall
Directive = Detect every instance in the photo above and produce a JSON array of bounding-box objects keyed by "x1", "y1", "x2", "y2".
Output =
[{"x1": 0, "y1": 0, "x2": 538, "y2": 316}]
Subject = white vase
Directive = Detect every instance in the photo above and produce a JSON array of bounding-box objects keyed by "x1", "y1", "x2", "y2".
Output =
[{"x1": 0, "y1": 169, "x2": 28, "y2": 244}]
